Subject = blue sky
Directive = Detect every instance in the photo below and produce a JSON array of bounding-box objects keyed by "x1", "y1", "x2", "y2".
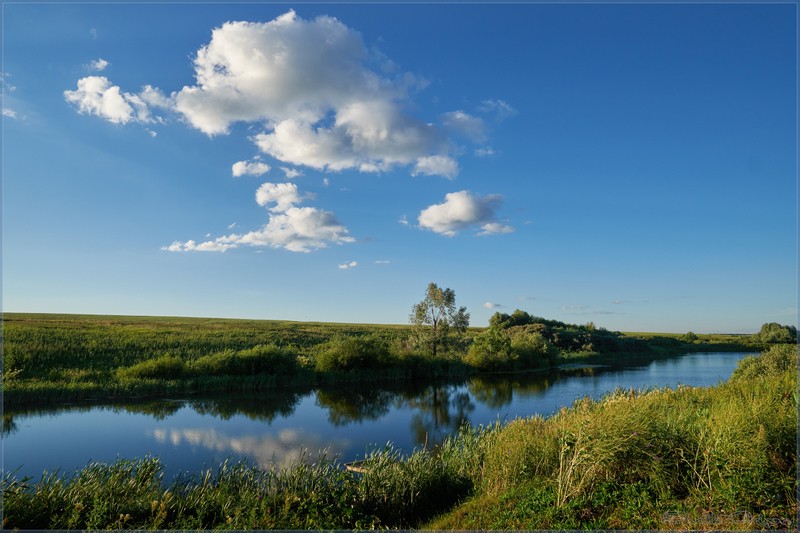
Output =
[{"x1": 2, "y1": 3, "x2": 796, "y2": 333}]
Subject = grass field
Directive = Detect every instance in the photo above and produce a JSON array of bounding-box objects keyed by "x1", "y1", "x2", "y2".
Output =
[{"x1": 2, "y1": 312, "x2": 758, "y2": 408}]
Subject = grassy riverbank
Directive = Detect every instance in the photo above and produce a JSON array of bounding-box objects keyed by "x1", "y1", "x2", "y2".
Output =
[
  {"x1": 2, "y1": 313, "x2": 757, "y2": 408},
  {"x1": 3, "y1": 344, "x2": 795, "y2": 530}
]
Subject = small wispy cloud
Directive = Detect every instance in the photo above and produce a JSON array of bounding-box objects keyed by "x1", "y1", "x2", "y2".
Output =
[
  {"x1": 477, "y1": 99, "x2": 517, "y2": 120},
  {"x1": 1, "y1": 72, "x2": 16, "y2": 92},
  {"x1": 474, "y1": 146, "x2": 495, "y2": 157},
  {"x1": 411, "y1": 155, "x2": 459, "y2": 179},
  {"x1": 441, "y1": 110, "x2": 486, "y2": 143},
  {"x1": 227, "y1": 222, "x2": 238, "y2": 230},
  {"x1": 477, "y1": 222, "x2": 514, "y2": 236},
  {"x1": 2, "y1": 108, "x2": 17, "y2": 119},
  {"x1": 398, "y1": 215, "x2": 409, "y2": 226},
  {"x1": 611, "y1": 300, "x2": 628, "y2": 305},
  {"x1": 374, "y1": 260, "x2": 390, "y2": 264},
  {"x1": 232, "y1": 160, "x2": 271, "y2": 177},
  {"x1": 338, "y1": 260, "x2": 358, "y2": 270},
  {"x1": 281, "y1": 167, "x2": 303, "y2": 179},
  {"x1": 89, "y1": 58, "x2": 110, "y2": 72},
  {"x1": 483, "y1": 302, "x2": 501, "y2": 309}
]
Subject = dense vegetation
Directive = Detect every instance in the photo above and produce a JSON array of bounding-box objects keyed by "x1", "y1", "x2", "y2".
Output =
[
  {"x1": 3, "y1": 344, "x2": 795, "y2": 529},
  {"x1": 1, "y1": 310, "x2": 764, "y2": 408}
]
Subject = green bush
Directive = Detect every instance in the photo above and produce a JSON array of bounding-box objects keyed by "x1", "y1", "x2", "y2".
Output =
[
  {"x1": 191, "y1": 344, "x2": 299, "y2": 377},
  {"x1": 465, "y1": 326, "x2": 514, "y2": 370},
  {"x1": 510, "y1": 330, "x2": 556, "y2": 367},
  {"x1": 730, "y1": 344, "x2": 797, "y2": 382},
  {"x1": 314, "y1": 334, "x2": 393, "y2": 372},
  {"x1": 757, "y1": 323, "x2": 797, "y2": 344},
  {"x1": 117, "y1": 355, "x2": 186, "y2": 380}
]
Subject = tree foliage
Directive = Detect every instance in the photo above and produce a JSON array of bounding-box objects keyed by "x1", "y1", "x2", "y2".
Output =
[
  {"x1": 410, "y1": 283, "x2": 470, "y2": 358},
  {"x1": 757, "y1": 322, "x2": 797, "y2": 345}
]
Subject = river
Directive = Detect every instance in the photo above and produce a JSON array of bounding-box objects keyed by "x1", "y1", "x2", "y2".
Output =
[{"x1": 2, "y1": 352, "x2": 751, "y2": 481}]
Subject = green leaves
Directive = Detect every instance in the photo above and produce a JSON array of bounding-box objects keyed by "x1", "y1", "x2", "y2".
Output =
[{"x1": 409, "y1": 283, "x2": 470, "y2": 358}]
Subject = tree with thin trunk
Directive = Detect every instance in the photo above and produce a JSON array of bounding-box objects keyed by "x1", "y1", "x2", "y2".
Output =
[{"x1": 409, "y1": 282, "x2": 469, "y2": 358}]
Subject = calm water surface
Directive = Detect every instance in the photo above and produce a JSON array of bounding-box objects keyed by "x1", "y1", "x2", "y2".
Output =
[{"x1": 3, "y1": 352, "x2": 750, "y2": 480}]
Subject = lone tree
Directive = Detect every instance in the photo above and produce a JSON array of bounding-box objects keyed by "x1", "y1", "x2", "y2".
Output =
[{"x1": 410, "y1": 282, "x2": 470, "y2": 358}]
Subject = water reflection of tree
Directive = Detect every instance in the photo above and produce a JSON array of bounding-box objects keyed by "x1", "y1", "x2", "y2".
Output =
[
  {"x1": 468, "y1": 372, "x2": 554, "y2": 409},
  {"x1": 2, "y1": 413, "x2": 18, "y2": 436},
  {"x1": 189, "y1": 391, "x2": 306, "y2": 423},
  {"x1": 315, "y1": 388, "x2": 396, "y2": 426},
  {"x1": 117, "y1": 400, "x2": 184, "y2": 420},
  {"x1": 407, "y1": 386, "x2": 475, "y2": 448}
]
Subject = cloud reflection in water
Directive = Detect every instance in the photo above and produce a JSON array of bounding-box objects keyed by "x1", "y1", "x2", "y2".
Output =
[{"x1": 151, "y1": 427, "x2": 350, "y2": 468}]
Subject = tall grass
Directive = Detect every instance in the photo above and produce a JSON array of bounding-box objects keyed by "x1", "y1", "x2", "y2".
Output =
[
  {"x1": 426, "y1": 343, "x2": 798, "y2": 529},
  {"x1": 2, "y1": 424, "x2": 493, "y2": 530}
]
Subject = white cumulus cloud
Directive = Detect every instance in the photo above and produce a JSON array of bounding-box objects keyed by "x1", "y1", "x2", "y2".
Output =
[
  {"x1": 165, "y1": 181, "x2": 353, "y2": 254},
  {"x1": 64, "y1": 76, "x2": 153, "y2": 124},
  {"x1": 418, "y1": 190, "x2": 512, "y2": 237},
  {"x1": 338, "y1": 260, "x2": 358, "y2": 269},
  {"x1": 2, "y1": 108, "x2": 16, "y2": 119},
  {"x1": 64, "y1": 11, "x2": 505, "y2": 182},
  {"x1": 230, "y1": 206, "x2": 354, "y2": 253},
  {"x1": 483, "y1": 302, "x2": 501, "y2": 309},
  {"x1": 255, "y1": 182, "x2": 301, "y2": 212},
  {"x1": 170, "y1": 11, "x2": 455, "y2": 177},
  {"x1": 232, "y1": 160, "x2": 271, "y2": 177}
]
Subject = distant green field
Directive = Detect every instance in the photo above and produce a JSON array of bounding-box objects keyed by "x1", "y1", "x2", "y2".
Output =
[
  {"x1": 2, "y1": 313, "x2": 756, "y2": 408},
  {"x1": 1, "y1": 313, "x2": 478, "y2": 406}
]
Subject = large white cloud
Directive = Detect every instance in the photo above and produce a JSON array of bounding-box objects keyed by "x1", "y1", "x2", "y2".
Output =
[
  {"x1": 418, "y1": 190, "x2": 513, "y2": 237},
  {"x1": 64, "y1": 11, "x2": 509, "y2": 181},
  {"x1": 171, "y1": 10, "x2": 454, "y2": 176},
  {"x1": 174, "y1": 11, "x2": 376, "y2": 134}
]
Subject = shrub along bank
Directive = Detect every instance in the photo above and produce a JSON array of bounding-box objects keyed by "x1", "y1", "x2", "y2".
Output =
[{"x1": 3, "y1": 344, "x2": 795, "y2": 530}]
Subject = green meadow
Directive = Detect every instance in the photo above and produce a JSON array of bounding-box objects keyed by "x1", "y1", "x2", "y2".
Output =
[{"x1": 2, "y1": 312, "x2": 756, "y2": 408}]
